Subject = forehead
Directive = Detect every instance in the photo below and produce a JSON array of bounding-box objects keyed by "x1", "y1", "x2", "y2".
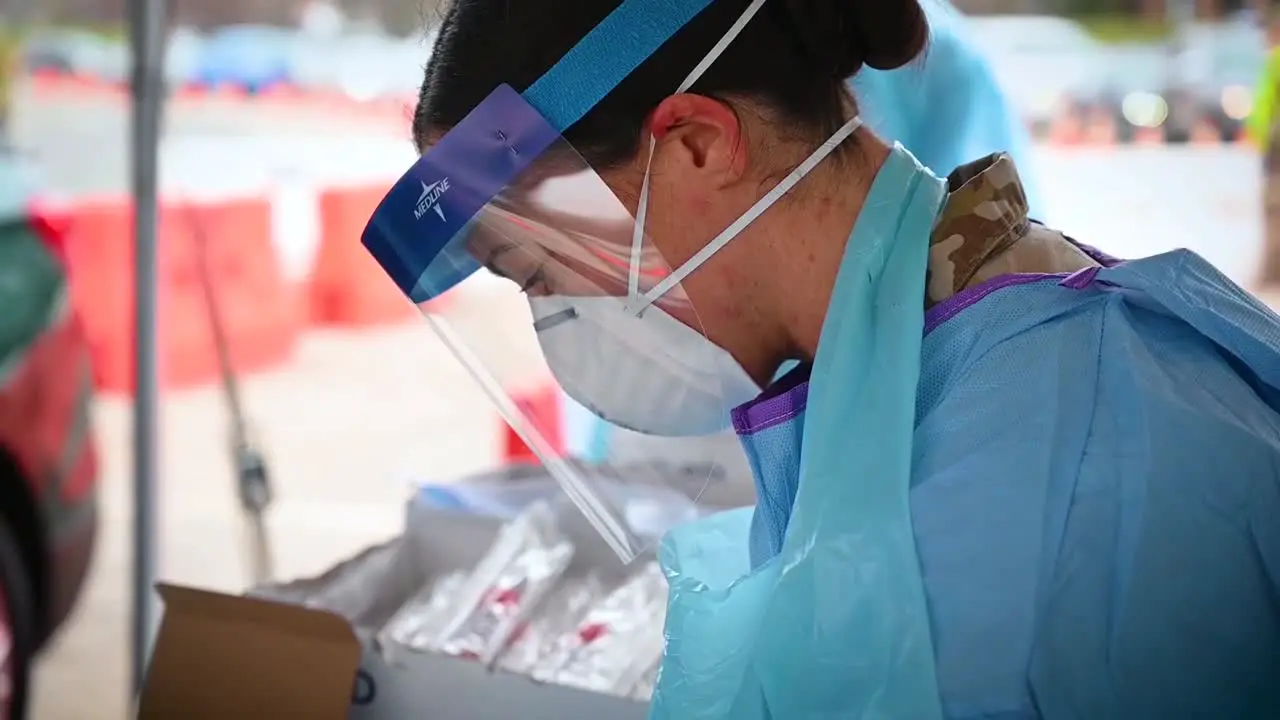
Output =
[{"x1": 473, "y1": 170, "x2": 635, "y2": 256}]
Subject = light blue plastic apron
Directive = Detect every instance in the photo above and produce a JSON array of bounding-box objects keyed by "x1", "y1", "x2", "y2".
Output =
[{"x1": 651, "y1": 147, "x2": 947, "y2": 719}]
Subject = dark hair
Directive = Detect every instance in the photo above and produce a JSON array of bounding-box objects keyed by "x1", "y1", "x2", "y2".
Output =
[{"x1": 414, "y1": 0, "x2": 928, "y2": 169}]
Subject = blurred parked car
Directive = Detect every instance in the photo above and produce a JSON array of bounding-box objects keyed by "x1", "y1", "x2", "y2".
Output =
[
  {"x1": 968, "y1": 15, "x2": 1110, "y2": 134},
  {"x1": 331, "y1": 36, "x2": 404, "y2": 103},
  {"x1": 89, "y1": 37, "x2": 128, "y2": 86},
  {"x1": 0, "y1": 26, "x2": 16, "y2": 139},
  {"x1": 1100, "y1": 42, "x2": 1201, "y2": 143},
  {"x1": 290, "y1": 31, "x2": 428, "y2": 102},
  {"x1": 19, "y1": 31, "x2": 80, "y2": 75},
  {"x1": 337, "y1": 34, "x2": 431, "y2": 102},
  {"x1": 20, "y1": 30, "x2": 120, "y2": 81},
  {"x1": 1208, "y1": 45, "x2": 1258, "y2": 141},
  {"x1": 1099, "y1": 23, "x2": 1261, "y2": 144},
  {"x1": 1100, "y1": 44, "x2": 1171, "y2": 142},
  {"x1": 164, "y1": 27, "x2": 205, "y2": 90},
  {"x1": 195, "y1": 24, "x2": 297, "y2": 93},
  {"x1": 285, "y1": 35, "x2": 341, "y2": 94},
  {"x1": 22, "y1": 27, "x2": 202, "y2": 91},
  {"x1": 1190, "y1": 22, "x2": 1262, "y2": 142},
  {"x1": 0, "y1": 150, "x2": 98, "y2": 719}
]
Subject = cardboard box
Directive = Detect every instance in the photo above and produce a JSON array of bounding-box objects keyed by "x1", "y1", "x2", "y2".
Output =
[
  {"x1": 139, "y1": 497, "x2": 653, "y2": 719},
  {"x1": 139, "y1": 585, "x2": 363, "y2": 719}
]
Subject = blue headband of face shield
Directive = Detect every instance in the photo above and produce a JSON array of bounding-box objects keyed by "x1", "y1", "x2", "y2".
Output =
[{"x1": 361, "y1": 0, "x2": 720, "y2": 304}]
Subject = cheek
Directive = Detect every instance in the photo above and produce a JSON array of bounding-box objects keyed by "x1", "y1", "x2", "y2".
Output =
[
  {"x1": 602, "y1": 168, "x2": 719, "y2": 271},
  {"x1": 600, "y1": 168, "x2": 643, "y2": 216},
  {"x1": 675, "y1": 272, "x2": 753, "y2": 359},
  {"x1": 643, "y1": 182, "x2": 722, "y2": 268}
]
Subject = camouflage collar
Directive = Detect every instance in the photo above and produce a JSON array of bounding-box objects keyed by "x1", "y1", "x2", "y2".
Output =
[{"x1": 925, "y1": 153, "x2": 1031, "y2": 308}]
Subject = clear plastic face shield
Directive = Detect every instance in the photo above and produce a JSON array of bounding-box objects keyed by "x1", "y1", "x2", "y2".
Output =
[{"x1": 362, "y1": 0, "x2": 853, "y2": 561}]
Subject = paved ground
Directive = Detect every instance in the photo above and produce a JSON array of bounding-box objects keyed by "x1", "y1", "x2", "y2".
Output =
[
  {"x1": 16, "y1": 87, "x2": 1261, "y2": 718},
  {"x1": 1035, "y1": 146, "x2": 1257, "y2": 283}
]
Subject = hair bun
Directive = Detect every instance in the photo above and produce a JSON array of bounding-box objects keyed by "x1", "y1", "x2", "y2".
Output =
[
  {"x1": 854, "y1": 0, "x2": 928, "y2": 70},
  {"x1": 782, "y1": 0, "x2": 928, "y2": 79}
]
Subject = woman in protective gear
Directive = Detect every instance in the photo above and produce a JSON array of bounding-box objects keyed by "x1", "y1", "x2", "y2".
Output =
[
  {"x1": 1252, "y1": 6, "x2": 1280, "y2": 285},
  {"x1": 568, "y1": 0, "x2": 1048, "y2": 481},
  {"x1": 364, "y1": 0, "x2": 1280, "y2": 716}
]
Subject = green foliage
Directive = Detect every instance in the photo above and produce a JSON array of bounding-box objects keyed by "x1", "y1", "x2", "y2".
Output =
[{"x1": 1075, "y1": 15, "x2": 1174, "y2": 44}]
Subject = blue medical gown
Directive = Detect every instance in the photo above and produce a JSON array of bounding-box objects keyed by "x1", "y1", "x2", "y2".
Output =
[
  {"x1": 663, "y1": 252, "x2": 1280, "y2": 719},
  {"x1": 852, "y1": 3, "x2": 1045, "y2": 217},
  {"x1": 908, "y1": 256, "x2": 1280, "y2": 717}
]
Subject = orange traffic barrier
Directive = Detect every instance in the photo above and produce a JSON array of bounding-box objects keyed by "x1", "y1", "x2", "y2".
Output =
[
  {"x1": 28, "y1": 72, "x2": 105, "y2": 96},
  {"x1": 208, "y1": 84, "x2": 250, "y2": 101},
  {"x1": 1048, "y1": 114, "x2": 1083, "y2": 146},
  {"x1": 256, "y1": 84, "x2": 304, "y2": 104},
  {"x1": 1133, "y1": 126, "x2": 1163, "y2": 145},
  {"x1": 57, "y1": 194, "x2": 297, "y2": 395},
  {"x1": 309, "y1": 185, "x2": 423, "y2": 327},
  {"x1": 1191, "y1": 120, "x2": 1222, "y2": 145},
  {"x1": 167, "y1": 196, "x2": 299, "y2": 388},
  {"x1": 1082, "y1": 111, "x2": 1117, "y2": 146},
  {"x1": 172, "y1": 84, "x2": 207, "y2": 102},
  {"x1": 502, "y1": 384, "x2": 565, "y2": 464}
]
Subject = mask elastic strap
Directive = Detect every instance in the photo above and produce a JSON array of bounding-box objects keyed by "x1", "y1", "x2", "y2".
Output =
[
  {"x1": 627, "y1": 0, "x2": 771, "y2": 300},
  {"x1": 627, "y1": 114, "x2": 864, "y2": 315}
]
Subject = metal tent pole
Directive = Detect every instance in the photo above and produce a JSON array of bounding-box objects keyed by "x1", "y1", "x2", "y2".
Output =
[{"x1": 127, "y1": 0, "x2": 166, "y2": 697}]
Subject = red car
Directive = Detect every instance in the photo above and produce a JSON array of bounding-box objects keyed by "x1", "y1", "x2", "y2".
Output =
[{"x1": 0, "y1": 153, "x2": 98, "y2": 718}]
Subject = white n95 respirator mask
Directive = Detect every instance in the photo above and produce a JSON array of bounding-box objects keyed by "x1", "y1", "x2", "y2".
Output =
[{"x1": 529, "y1": 295, "x2": 760, "y2": 437}]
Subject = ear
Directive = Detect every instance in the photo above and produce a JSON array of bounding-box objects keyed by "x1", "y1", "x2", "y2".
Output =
[{"x1": 647, "y1": 94, "x2": 746, "y2": 188}]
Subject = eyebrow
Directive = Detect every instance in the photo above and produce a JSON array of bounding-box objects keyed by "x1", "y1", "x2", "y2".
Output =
[
  {"x1": 481, "y1": 243, "x2": 520, "y2": 279},
  {"x1": 477, "y1": 233, "x2": 630, "y2": 296}
]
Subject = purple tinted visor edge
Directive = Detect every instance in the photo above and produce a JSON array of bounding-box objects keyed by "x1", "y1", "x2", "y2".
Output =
[{"x1": 361, "y1": 84, "x2": 561, "y2": 305}]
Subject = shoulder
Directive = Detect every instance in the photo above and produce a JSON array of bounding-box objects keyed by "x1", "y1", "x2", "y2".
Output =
[
  {"x1": 1084, "y1": 289, "x2": 1280, "y2": 483},
  {"x1": 924, "y1": 274, "x2": 1280, "y2": 455},
  {"x1": 924, "y1": 275, "x2": 1280, "y2": 496},
  {"x1": 915, "y1": 280, "x2": 1280, "y2": 710},
  {"x1": 1023, "y1": 289, "x2": 1280, "y2": 716}
]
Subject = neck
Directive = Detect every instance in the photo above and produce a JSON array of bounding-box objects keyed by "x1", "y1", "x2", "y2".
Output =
[{"x1": 745, "y1": 130, "x2": 890, "y2": 380}]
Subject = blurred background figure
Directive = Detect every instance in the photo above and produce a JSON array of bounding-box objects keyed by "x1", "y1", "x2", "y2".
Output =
[
  {"x1": 0, "y1": 0, "x2": 34, "y2": 146},
  {"x1": 855, "y1": 0, "x2": 1047, "y2": 217},
  {"x1": 1252, "y1": 3, "x2": 1280, "y2": 285},
  {"x1": 0, "y1": 27, "x2": 14, "y2": 143}
]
